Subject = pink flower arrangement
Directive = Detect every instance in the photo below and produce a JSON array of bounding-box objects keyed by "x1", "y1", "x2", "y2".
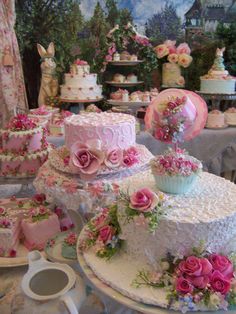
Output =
[
  {"x1": 155, "y1": 41, "x2": 192, "y2": 68},
  {"x1": 64, "y1": 232, "x2": 77, "y2": 246},
  {"x1": 133, "y1": 247, "x2": 236, "y2": 311},
  {"x1": 129, "y1": 188, "x2": 159, "y2": 212},
  {"x1": 176, "y1": 254, "x2": 233, "y2": 295},
  {"x1": 134, "y1": 35, "x2": 150, "y2": 46},
  {"x1": 151, "y1": 151, "x2": 201, "y2": 177},
  {"x1": 7, "y1": 114, "x2": 37, "y2": 131},
  {"x1": 69, "y1": 140, "x2": 140, "y2": 179}
]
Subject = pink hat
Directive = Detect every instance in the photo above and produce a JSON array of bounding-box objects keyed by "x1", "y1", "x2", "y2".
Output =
[{"x1": 145, "y1": 89, "x2": 207, "y2": 143}]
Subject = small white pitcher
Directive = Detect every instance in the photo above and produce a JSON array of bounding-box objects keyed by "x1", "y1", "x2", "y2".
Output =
[{"x1": 21, "y1": 251, "x2": 86, "y2": 314}]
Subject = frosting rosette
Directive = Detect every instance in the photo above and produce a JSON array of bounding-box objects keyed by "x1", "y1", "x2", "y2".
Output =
[{"x1": 69, "y1": 139, "x2": 105, "y2": 180}]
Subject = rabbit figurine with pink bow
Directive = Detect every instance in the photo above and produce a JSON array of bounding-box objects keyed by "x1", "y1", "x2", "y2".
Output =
[{"x1": 37, "y1": 42, "x2": 58, "y2": 106}]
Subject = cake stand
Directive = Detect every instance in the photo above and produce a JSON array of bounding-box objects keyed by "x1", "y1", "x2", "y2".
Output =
[
  {"x1": 0, "y1": 176, "x2": 35, "y2": 198},
  {"x1": 105, "y1": 81, "x2": 144, "y2": 87},
  {"x1": 107, "y1": 99, "x2": 150, "y2": 115},
  {"x1": 59, "y1": 97, "x2": 103, "y2": 113},
  {"x1": 196, "y1": 91, "x2": 236, "y2": 110},
  {"x1": 107, "y1": 60, "x2": 144, "y2": 66}
]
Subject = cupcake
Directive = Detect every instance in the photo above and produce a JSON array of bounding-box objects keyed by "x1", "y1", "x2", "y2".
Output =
[
  {"x1": 127, "y1": 74, "x2": 138, "y2": 83},
  {"x1": 120, "y1": 51, "x2": 131, "y2": 61},
  {"x1": 113, "y1": 73, "x2": 125, "y2": 83},
  {"x1": 151, "y1": 149, "x2": 202, "y2": 194}
]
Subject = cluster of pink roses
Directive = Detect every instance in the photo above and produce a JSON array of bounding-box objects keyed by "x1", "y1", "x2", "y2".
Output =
[
  {"x1": 105, "y1": 43, "x2": 116, "y2": 62},
  {"x1": 29, "y1": 205, "x2": 49, "y2": 218},
  {"x1": 64, "y1": 232, "x2": 77, "y2": 246},
  {"x1": 176, "y1": 254, "x2": 234, "y2": 296},
  {"x1": 155, "y1": 40, "x2": 192, "y2": 68},
  {"x1": 69, "y1": 140, "x2": 139, "y2": 180},
  {"x1": 152, "y1": 153, "x2": 200, "y2": 176},
  {"x1": 134, "y1": 34, "x2": 150, "y2": 47},
  {"x1": 31, "y1": 105, "x2": 51, "y2": 116},
  {"x1": 7, "y1": 114, "x2": 36, "y2": 131}
]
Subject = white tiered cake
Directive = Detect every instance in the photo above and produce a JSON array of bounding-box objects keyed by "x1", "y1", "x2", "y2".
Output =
[{"x1": 60, "y1": 59, "x2": 103, "y2": 101}]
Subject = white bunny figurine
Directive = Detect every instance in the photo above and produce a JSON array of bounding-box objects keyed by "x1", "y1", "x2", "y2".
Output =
[{"x1": 37, "y1": 42, "x2": 58, "y2": 106}]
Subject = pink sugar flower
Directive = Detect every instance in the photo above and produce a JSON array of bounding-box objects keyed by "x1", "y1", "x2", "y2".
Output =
[
  {"x1": 130, "y1": 188, "x2": 158, "y2": 212},
  {"x1": 39, "y1": 206, "x2": 48, "y2": 215},
  {"x1": 176, "y1": 277, "x2": 193, "y2": 294},
  {"x1": 104, "y1": 149, "x2": 123, "y2": 169},
  {"x1": 98, "y1": 225, "x2": 114, "y2": 244},
  {"x1": 62, "y1": 181, "x2": 78, "y2": 194},
  {"x1": 0, "y1": 207, "x2": 6, "y2": 215}
]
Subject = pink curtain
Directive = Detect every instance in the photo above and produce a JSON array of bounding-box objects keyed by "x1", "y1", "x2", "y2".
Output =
[{"x1": 0, "y1": 0, "x2": 28, "y2": 126}]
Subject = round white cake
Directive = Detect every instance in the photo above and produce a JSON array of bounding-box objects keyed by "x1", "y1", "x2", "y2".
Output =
[
  {"x1": 117, "y1": 170, "x2": 236, "y2": 265},
  {"x1": 60, "y1": 62, "x2": 103, "y2": 101}
]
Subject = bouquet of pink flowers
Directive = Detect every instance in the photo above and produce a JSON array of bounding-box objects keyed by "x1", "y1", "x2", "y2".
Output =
[
  {"x1": 155, "y1": 40, "x2": 192, "y2": 68},
  {"x1": 133, "y1": 244, "x2": 236, "y2": 312}
]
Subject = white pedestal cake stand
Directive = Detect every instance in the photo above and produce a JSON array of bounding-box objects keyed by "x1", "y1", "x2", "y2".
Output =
[{"x1": 196, "y1": 91, "x2": 236, "y2": 110}]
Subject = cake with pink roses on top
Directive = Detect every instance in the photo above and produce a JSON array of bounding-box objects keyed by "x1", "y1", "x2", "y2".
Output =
[
  {"x1": 60, "y1": 59, "x2": 103, "y2": 101},
  {"x1": 155, "y1": 40, "x2": 193, "y2": 87},
  {"x1": 0, "y1": 114, "x2": 51, "y2": 177},
  {"x1": 49, "y1": 110, "x2": 73, "y2": 136},
  {"x1": 0, "y1": 194, "x2": 61, "y2": 257}
]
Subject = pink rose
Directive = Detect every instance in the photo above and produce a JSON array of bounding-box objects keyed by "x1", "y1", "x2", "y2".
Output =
[
  {"x1": 155, "y1": 44, "x2": 169, "y2": 59},
  {"x1": 209, "y1": 254, "x2": 233, "y2": 279},
  {"x1": 210, "y1": 270, "x2": 231, "y2": 295},
  {"x1": 179, "y1": 256, "x2": 212, "y2": 277},
  {"x1": 154, "y1": 126, "x2": 171, "y2": 142},
  {"x1": 93, "y1": 213, "x2": 108, "y2": 229},
  {"x1": 176, "y1": 277, "x2": 193, "y2": 294},
  {"x1": 176, "y1": 43, "x2": 191, "y2": 55},
  {"x1": 186, "y1": 274, "x2": 210, "y2": 289},
  {"x1": 98, "y1": 225, "x2": 114, "y2": 244},
  {"x1": 178, "y1": 53, "x2": 193, "y2": 68},
  {"x1": 129, "y1": 188, "x2": 159, "y2": 212},
  {"x1": 123, "y1": 149, "x2": 139, "y2": 167},
  {"x1": 69, "y1": 140, "x2": 105, "y2": 180},
  {"x1": 167, "y1": 53, "x2": 178, "y2": 63},
  {"x1": 105, "y1": 55, "x2": 112, "y2": 61},
  {"x1": 33, "y1": 193, "x2": 46, "y2": 204},
  {"x1": 39, "y1": 206, "x2": 47, "y2": 215},
  {"x1": 104, "y1": 149, "x2": 123, "y2": 168},
  {"x1": 125, "y1": 146, "x2": 139, "y2": 157}
]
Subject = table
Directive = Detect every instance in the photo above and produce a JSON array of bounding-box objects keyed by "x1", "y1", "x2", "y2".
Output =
[
  {"x1": 48, "y1": 127, "x2": 236, "y2": 177},
  {"x1": 196, "y1": 91, "x2": 236, "y2": 110}
]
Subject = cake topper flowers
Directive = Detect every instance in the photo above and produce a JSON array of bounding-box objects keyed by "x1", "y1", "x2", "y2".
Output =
[
  {"x1": 145, "y1": 89, "x2": 208, "y2": 148},
  {"x1": 7, "y1": 114, "x2": 37, "y2": 131},
  {"x1": 155, "y1": 40, "x2": 192, "y2": 68},
  {"x1": 133, "y1": 244, "x2": 236, "y2": 312}
]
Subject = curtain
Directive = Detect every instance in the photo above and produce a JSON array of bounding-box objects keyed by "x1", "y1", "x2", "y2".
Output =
[{"x1": 0, "y1": 0, "x2": 28, "y2": 126}]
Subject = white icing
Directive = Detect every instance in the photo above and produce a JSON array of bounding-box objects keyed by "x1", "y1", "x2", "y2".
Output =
[
  {"x1": 64, "y1": 73, "x2": 97, "y2": 87},
  {"x1": 200, "y1": 78, "x2": 236, "y2": 94}
]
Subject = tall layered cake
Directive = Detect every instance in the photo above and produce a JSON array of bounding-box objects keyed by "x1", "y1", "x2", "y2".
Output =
[
  {"x1": 34, "y1": 112, "x2": 153, "y2": 211},
  {"x1": 60, "y1": 59, "x2": 103, "y2": 101},
  {"x1": 0, "y1": 114, "x2": 51, "y2": 177},
  {"x1": 200, "y1": 48, "x2": 236, "y2": 94}
]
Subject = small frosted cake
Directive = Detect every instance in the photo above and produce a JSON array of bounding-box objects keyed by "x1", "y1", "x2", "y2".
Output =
[
  {"x1": 22, "y1": 206, "x2": 60, "y2": 250},
  {"x1": 61, "y1": 232, "x2": 77, "y2": 259},
  {"x1": 113, "y1": 73, "x2": 125, "y2": 83},
  {"x1": 120, "y1": 51, "x2": 131, "y2": 61},
  {"x1": 151, "y1": 148, "x2": 202, "y2": 194},
  {"x1": 0, "y1": 213, "x2": 21, "y2": 257},
  {"x1": 162, "y1": 63, "x2": 185, "y2": 87},
  {"x1": 206, "y1": 110, "x2": 226, "y2": 128},
  {"x1": 225, "y1": 107, "x2": 236, "y2": 125},
  {"x1": 200, "y1": 48, "x2": 236, "y2": 94},
  {"x1": 126, "y1": 74, "x2": 138, "y2": 83},
  {"x1": 60, "y1": 59, "x2": 103, "y2": 101},
  {"x1": 0, "y1": 114, "x2": 50, "y2": 177}
]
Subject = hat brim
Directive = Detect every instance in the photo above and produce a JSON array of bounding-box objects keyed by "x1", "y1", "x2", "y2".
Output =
[{"x1": 144, "y1": 88, "x2": 208, "y2": 142}]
